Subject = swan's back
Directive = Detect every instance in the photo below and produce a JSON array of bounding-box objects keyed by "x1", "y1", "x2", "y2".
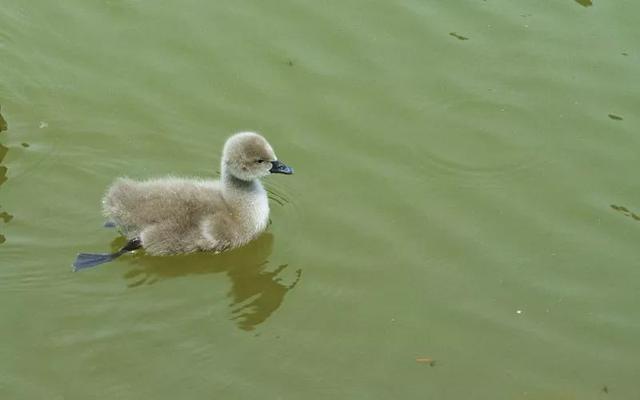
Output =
[{"x1": 103, "y1": 177, "x2": 224, "y2": 237}]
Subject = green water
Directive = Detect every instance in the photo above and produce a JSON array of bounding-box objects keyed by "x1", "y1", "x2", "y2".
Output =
[{"x1": 1, "y1": 1, "x2": 639, "y2": 399}]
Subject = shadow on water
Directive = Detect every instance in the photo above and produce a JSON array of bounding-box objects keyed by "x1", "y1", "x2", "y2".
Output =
[
  {"x1": 114, "y1": 233, "x2": 302, "y2": 331},
  {"x1": 0, "y1": 106, "x2": 10, "y2": 245}
]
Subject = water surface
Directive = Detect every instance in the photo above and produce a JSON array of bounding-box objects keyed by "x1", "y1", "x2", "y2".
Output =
[{"x1": 1, "y1": 1, "x2": 639, "y2": 399}]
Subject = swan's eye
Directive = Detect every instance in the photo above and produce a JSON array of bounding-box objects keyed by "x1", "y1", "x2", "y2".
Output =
[{"x1": 256, "y1": 159, "x2": 264, "y2": 164}]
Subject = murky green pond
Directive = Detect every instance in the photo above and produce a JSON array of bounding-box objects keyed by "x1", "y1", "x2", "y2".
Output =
[{"x1": 1, "y1": 1, "x2": 639, "y2": 398}]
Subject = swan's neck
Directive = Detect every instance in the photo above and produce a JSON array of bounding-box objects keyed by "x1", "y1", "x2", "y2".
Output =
[
  {"x1": 221, "y1": 169, "x2": 269, "y2": 234},
  {"x1": 222, "y1": 169, "x2": 263, "y2": 193}
]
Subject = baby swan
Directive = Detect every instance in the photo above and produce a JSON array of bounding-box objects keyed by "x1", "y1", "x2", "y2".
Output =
[{"x1": 73, "y1": 132, "x2": 293, "y2": 270}]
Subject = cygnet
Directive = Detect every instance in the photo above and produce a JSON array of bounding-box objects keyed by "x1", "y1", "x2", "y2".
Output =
[{"x1": 73, "y1": 132, "x2": 293, "y2": 270}]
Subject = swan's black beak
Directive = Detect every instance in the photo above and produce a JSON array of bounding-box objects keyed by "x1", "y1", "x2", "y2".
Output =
[{"x1": 270, "y1": 160, "x2": 294, "y2": 175}]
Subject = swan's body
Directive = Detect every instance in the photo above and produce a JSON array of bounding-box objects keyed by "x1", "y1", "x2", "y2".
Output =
[
  {"x1": 103, "y1": 175, "x2": 270, "y2": 255},
  {"x1": 73, "y1": 132, "x2": 293, "y2": 270}
]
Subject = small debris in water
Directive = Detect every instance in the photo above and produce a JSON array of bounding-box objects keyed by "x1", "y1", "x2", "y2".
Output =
[
  {"x1": 602, "y1": 385, "x2": 609, "y2": 394},
  {"x1": 21, "y1": 142, "x2": 30, "y2": 148},
  {"x1": 575, "y1": 0, "x2": 593, "y2": 7},
  {"x1": 449, "y1": 32, "x2": 469, "y2": 41},
  {"x1": 287, "y1": 59, "x2": 294, "y2": 67},
  {"x1": 621, "y1": 52, "x2": 628, "y2": 56},
  {"x1": 0, "y1": 211, "x2": 13, "y2": 223},
  {"x1": 516, "y1": 309, "x2": 523, "y2": 315},
  {"x1": 611, "y1": 204, "x2": 628, "y2": 212},
  {"x1": 39, "y1": 121, "x2": 48, "y2": 129},
  {"x1": 610, "y1": 204, "x2": 640, "y2": 221},
  {"x1": 416, "y1": 357, "x2": 436, "y2": 366},
  {"x1": 608, "y1": 113, "x2": 623, "y2": 121}
]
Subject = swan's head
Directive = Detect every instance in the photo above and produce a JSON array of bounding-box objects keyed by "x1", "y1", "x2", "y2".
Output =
[{"x1": 222, "y1": 132, "x2": 293, "y2": 181}]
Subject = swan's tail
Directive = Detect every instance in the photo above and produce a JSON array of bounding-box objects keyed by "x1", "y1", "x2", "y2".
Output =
[{"x1": 73, "y1": 238, "x2": 142, "y2": 272}]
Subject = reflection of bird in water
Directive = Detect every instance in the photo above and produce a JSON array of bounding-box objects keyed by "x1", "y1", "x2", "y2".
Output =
[
  {"x1": 0, "y1": 105, "x2": 7, "y2": 132},
  {"x1": 116, "y1": 233, "x2": 301, "y2": 331},
  {"x1": 228, "y1": 260, "x2": 300, "y2": 330}
]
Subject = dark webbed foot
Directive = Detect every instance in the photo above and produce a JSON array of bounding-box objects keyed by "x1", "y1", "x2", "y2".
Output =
[
  {"x1": 73, "y1": 253, "x2": 119, "y2": 271},
  {"x1": 73, "y1": 238, "x2": 142, "y2": 272}
]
